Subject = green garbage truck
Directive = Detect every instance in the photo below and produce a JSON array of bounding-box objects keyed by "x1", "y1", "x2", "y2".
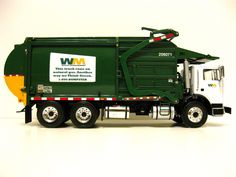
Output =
[{"x1": 4, "y1": 27, "x2": 231, "y2": 128}]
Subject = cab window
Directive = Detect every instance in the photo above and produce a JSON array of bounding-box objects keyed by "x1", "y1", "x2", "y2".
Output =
[{"x1": 203, "y1": 69, "x2": 220, "y2": 80}]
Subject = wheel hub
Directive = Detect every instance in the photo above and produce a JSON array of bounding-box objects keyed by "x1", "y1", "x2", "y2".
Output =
[
  {"x1": 42, "y1": 106, "x2": 59, "y2": 123},
  {"x1": 187, "y1": 107, "x2": 203, "y2": 123},
  {"x1": 76, "y1": 107, "x2": 92, "y2": 123},
  {"x1": 193, "y1": 112, "x2": 199, "y2": 117}
]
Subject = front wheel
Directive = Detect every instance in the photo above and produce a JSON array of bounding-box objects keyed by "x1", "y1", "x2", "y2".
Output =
[{"x1": 181, "y1": 101, "x2": 208, "y2": 128}]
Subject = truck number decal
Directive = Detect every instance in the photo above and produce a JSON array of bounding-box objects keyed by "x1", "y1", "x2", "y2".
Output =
[
  {"x1": 158, "y1": 52, "x2": 172, "y2": 57},
  {"x1": 50, "y1": 52, "x2": 96, "y2": 82}
]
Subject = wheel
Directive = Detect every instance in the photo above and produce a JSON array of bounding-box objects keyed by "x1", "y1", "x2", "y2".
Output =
[
  {"x1": 70, "y1": 102, "x2": 99, "y2": 128},
  {"x1": 181, "y1": 101, "x2": 208, "y2": 128},
  {"x1": 173, "y1": 116, "x2": 183, "y2": 123},
  {"x1": 37, "y1": 101, "x2": 65, "y2": 128}
]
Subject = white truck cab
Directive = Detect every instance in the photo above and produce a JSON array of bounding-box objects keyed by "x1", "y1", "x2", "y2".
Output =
[{"x1": 189, "y1": 65, "x2": 228, "y2": 115}]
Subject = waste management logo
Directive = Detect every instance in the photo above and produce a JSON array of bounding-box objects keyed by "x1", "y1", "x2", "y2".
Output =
[
  {"x1": 50, "y1": 52, "x2": 96, "y2": 82},
  {"x1": 60, "y1": 58, "x2": 85, "y2": 66}
]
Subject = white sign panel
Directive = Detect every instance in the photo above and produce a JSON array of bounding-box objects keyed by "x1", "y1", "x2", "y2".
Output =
[{"x1": 50, "y1": 52, "x2": 96, "y2": 82}]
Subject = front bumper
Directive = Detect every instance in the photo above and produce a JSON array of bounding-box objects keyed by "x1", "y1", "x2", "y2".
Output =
[{"x1": 211, "y1": 104, "x2": 231, "y2": 116}]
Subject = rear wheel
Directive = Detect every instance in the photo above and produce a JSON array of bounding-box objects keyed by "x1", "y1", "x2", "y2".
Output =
[
  {"x1": 37, "y1": 101, "x2": 65, "y2": 128},
  {"x1": 181, "y1": 101, "x2": 208, "y2": 128},
  {"x1": 70, "y1": 102, "x2": 99, "y2": 128}
]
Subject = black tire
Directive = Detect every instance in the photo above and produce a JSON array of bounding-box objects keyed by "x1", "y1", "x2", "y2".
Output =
[
  {"x1": 173, "y1": 116, "x2": 183, "y2": 123},
  {"x1": 181, "y1": 101, "x2": 208, "y2": 128},
  {"x1": 70, "y1": 102, "x2": 99, "y2": 128},
  {"x1": 63, "y1": 105, "x2": 71, "y2": 122},
  {"x1": 37, "y1": 101, "x2": 65, "y2": 128}
]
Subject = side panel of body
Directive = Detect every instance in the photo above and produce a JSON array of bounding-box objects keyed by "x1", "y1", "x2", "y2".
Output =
[{"x1": 30, "y1": 45, "x2": 117, "y2": 98}]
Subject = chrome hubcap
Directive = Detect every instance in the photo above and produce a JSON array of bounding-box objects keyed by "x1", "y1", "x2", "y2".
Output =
[
  {"x1": 42, "y1": 106, "x2": 58, "y2": 123},
  {"x1": 188, "y1": 107, "x2": 203, "y2": 123},
  {"x1": 76, "y1": 107, "x2": 92, "y2": 123}
]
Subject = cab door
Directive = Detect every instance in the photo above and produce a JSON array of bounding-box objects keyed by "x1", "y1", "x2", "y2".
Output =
[{"x1": 199, "y1": 68, "x2": 223, "y2": 104}]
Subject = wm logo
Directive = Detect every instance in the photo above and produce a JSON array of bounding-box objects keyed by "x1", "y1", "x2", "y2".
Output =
[{"x1": 60, "y1": 58, "x2": 85, "y2": 66}]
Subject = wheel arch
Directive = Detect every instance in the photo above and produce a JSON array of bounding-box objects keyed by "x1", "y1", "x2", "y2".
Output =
[{"x1": 183, "y1": 94, "x2": 212, "y2": 115}]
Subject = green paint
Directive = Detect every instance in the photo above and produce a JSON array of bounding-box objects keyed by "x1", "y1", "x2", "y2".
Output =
[{"x1": 4, "y1": 33, "x2": 218, "y2": 105}]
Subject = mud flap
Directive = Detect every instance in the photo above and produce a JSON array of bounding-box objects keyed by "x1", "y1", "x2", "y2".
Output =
[{"x1": 25, "y1": 105, "x2": 32, "y2": 123}]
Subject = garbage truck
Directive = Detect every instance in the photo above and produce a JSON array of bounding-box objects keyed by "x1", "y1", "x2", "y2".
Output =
[{"x1": 4, "y1": 27, "x2": 231, "y2": 128}]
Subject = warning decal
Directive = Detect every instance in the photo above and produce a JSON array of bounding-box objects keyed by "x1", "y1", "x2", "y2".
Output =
[{"x1": 50, "y1": 52, "x2": 96, "y2": 82}]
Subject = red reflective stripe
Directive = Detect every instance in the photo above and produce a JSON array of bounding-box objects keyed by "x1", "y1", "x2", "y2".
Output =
[
  {"x1": 74, "y1": 97, "x2": 82, "y2": 101},
  {"x1": 123, "y1": 96, "x2": 161, "y2": 101},
  {"x1": 32, "y1": 97, "x2": 118, "y2": 101},
  {"x1": 86, "y1": 97, "x2": 95, "y2": 101},
  {"x1": 166, "y1": 33, "x2": 174, "y2": 38},
  {"x1": 60, "y1": 97, "x2": 68, "y2": 101},
  {"x1": 153, "y1": 37, "x2": 161, "y2": 42},
  {"x1": 152, "y1": 33, "x2": 174, "y2": 43},
  {"x1": 34, "y1": 97, "x2": 42, "y2": 101},
  {"x1": 47, "y1": 97, "x2": 55, "y2": 101}
]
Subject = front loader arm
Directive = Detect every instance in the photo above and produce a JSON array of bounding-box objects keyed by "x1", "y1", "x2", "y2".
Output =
[{"x1": 120, "y1": 27, "x2": 179, "y2": 102}]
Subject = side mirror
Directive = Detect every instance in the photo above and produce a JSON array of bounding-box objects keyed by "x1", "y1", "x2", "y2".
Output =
[{"x1": 219, "y1": 66, "x2": 225, "y2": 78}]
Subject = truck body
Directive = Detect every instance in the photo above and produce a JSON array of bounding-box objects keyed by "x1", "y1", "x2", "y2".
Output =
[{"x1": 4, "y1": 27, "x2": 231, "y2": 128}]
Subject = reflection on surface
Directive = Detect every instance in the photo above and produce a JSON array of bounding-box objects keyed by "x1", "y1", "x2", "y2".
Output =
[{"x1": 0, "y1": 116, "x2": 234, "y2": 177}]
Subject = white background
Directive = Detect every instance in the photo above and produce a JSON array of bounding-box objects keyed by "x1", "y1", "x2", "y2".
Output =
[{"x1": 0, "y1": 0, "x2": 235, "y2": 177}]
